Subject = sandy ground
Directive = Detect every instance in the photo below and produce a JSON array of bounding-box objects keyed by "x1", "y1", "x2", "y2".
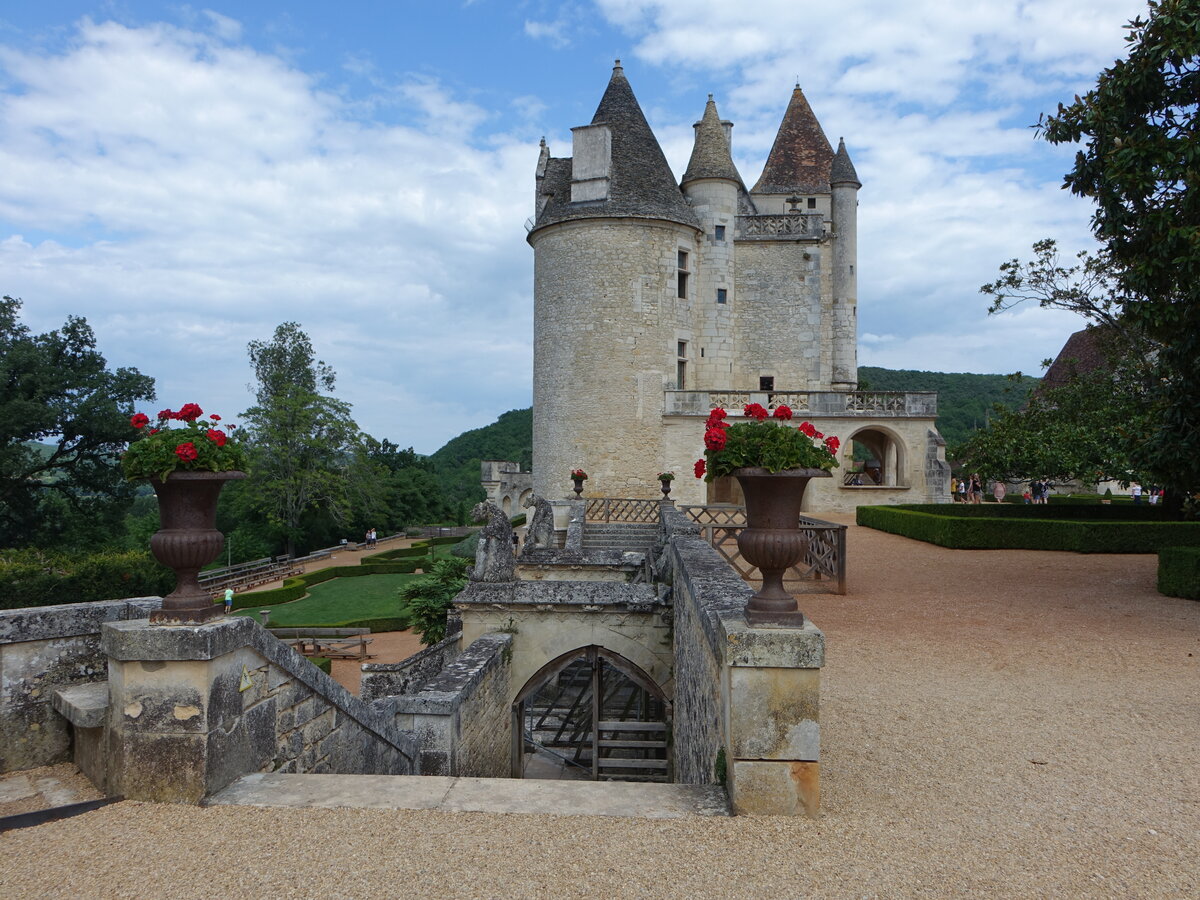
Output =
[{"x1": 2, "y1": 514, "x2": 1197, "y2": 899}]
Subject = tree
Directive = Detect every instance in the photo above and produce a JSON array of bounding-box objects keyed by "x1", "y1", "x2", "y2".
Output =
[
  {"x1": 241, "y1": 323, "x2": 366, "y2": 556},
  {"x1": 1038, "y1": 0, "x2": 1200, "y2": 506},
  {"x1": 0, "y1": 296, "x2": 155, "y2": 548}
]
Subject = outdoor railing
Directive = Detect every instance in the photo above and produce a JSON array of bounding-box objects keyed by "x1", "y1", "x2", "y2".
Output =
[
  {"x1": 663, "y1": 390, "x2": 937, "y2": 418},
  {"x1": 679, "y1": 504, "x2": 847, "y2": 595},
  {"x1": 585, "y1": 498, "x2": 663, "y2": 523}
]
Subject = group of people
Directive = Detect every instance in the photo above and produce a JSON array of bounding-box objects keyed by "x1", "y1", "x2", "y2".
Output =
[
  {"x1": 1024, "y1": 480, "x2": 1051, "y2": 504},
  {"x1": 363, "y1": 527, "x2": 377, "y2": 548},
  {"x1": 951, "y1": 472, "x2": 989, "y2": 503}
]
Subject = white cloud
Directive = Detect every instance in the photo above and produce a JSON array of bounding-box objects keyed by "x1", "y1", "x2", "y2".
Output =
[{"x1": 524, "y1": 19, "x2": 570, "y2": 49}]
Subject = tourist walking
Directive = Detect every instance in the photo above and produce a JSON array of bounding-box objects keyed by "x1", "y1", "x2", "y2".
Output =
[
  {"x1": 957, "y1": 478, "x2": 967, "y2": 503},
  {"x1": 992, "y1": 480, "x2": 1007, "y2": 503},
  {"x1": 1131, "y1": 483, "x2": 1142, "y2": 505},
  {"x1": 951, "y1": 475, "x2": 959, "y2": 502},
  {"x1": 224, "y1": 587, "x2": 234, "y2": 614},
  {"x1": 970, "y1": 473, "x2": 983, "y2": 504}
]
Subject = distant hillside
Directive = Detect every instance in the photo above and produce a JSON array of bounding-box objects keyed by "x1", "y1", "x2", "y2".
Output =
[
  {"x1": 858, "y1": 366, "x2": 1038, "y2": 448},
  {"x1": 430, "y1": 408, "x2": 532, "y2": 508}
]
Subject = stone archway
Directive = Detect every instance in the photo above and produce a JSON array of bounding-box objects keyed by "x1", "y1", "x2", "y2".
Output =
[
  {"x1": 511, "y1": 645, "x2": 670, "y2": 782},
  {"x1": 845, "y1": 425, "x2": 909, "y2": 487}
]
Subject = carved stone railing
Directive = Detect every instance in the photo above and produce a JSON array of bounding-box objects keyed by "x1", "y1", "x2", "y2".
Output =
[
  {"x1": 664, "y1": 390, "x2": 936, "y2": 418},
  {"x1": 736, "y1": 213, "x2": 824, "y2": 240},
  {"x1": 679, "y1": 505, "x2": 846, "y2": 595}
]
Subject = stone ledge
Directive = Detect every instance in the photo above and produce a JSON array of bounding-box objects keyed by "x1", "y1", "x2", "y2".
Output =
[
  {"x1": 455, "y1": 581, "x2": 662, "y2": 610},
  {"x1": 0, "y1": 598, "x2": 161, "y2": 645},
  {"x1": 719, "y1": 617, "x2": 825, "y2": 668},
  {"x1": 102, "y1": 615, "x2": 255, "y2": 661},
  {"x1": 52, "y1": 682, "x2": 110, "y2": 729}
]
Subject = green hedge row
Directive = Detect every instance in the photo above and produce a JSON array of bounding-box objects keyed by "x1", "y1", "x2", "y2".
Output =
[
  {"x1": 856, "y1": 505, "x2": 1200, "y2": 554},
  {"x1": 1158, "y1": 547, "x2": 1200, "y2": 600},
  {"x1": 897, "y1": 503, "x2": 1169, "y2": 521},
  {"x1": 232, "y1": 563, "x2": 417, "y2": 610},
  {"x1": 0, "y1": 549, "x2": 174, "y2": 610}
]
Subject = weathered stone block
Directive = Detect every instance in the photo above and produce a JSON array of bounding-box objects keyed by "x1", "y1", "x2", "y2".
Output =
[
  {"x1": 727, "y1": 667, "x2": 819, "y2": 761},
  {"x1": 729, "y1": 759, "x2": 820, "y2": 818}
]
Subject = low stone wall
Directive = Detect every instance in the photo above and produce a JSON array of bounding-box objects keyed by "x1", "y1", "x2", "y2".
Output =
[
  {"x1": 360, "y1": 632, "x2": 462, "y2": 701},
  {"x1": 0, "y1": 597, "x2": 160, "y2": 773},
  {"x1": 99, "y1": 616, "x2": 418, "y2": 802},
  {"x1": 662, "y1": 505, "x2": 826, "y2": 816},
  {"x1": 390, "y1": 632, "x2": 513, "y2": 777}
]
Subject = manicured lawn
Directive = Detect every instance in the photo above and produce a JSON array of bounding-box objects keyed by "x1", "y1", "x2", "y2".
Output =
[{"x1": 235, "y1": 573, "x2": 419, "y2": 626}]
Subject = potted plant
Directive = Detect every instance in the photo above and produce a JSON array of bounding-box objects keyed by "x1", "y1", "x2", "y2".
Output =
[
  {"x1": 694, "y1": 404, "x2": 839, "y2": 626},
  {"x1": 570, "y1": 468, "x2": 588, "y2": 497},
  {"x1": 123, "y1": 404, "x2": 248, "y2": 624},
  {"x1": 657, "y1": 471, "x2": 675, "y2": 498}
]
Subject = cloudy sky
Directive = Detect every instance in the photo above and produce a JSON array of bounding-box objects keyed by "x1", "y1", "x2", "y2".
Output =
[{"x1": 1, "y1": 1, "x2": 1148, "y2": 453}]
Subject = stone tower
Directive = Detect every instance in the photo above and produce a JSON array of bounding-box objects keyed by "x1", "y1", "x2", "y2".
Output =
[{"x1": 526, "y1": 65, "x2": 945, "y2": 508}]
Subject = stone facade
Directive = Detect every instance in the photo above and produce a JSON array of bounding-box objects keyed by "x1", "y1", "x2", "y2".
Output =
[{"x1": 524, "y1": 64, "x2": 948, "y2": 508}]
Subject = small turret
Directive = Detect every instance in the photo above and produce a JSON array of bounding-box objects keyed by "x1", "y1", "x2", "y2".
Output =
[
  {"x1": 830, "y1": 137, "x2": 860, "y2": 389},
  {"x1": 682, "y1": 95, "x2": 740, "y2": 187}
]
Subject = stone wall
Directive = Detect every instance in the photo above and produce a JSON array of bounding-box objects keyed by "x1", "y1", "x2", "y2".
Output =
[
  {"x1": 99, "y1": 616, "x2": 418, "y2": 802},
  {"x1": 360, "y1": 632, "x2": 462, "y2": 701},
  {"x1": 390, "y1": 632, "x2": 513, "y2": 777},
  {"x1": 0, "y1": 597, "x2": 160, "y2": 773}
]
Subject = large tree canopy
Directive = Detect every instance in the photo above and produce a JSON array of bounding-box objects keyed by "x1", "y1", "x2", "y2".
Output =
[
  {"x1": 1038, "y1": 0, "x2": 1200, "y2": 505},
  {"x1": 0, "y1": 295, "x2": 155, "y2": 548}
]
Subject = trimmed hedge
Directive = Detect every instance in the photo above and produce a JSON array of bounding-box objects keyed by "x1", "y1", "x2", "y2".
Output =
[
  {"x1": 896, "y1": 503, "x2": 1169, "y2": 521},
  {"x1": 857, "y1": 505, "x2": 1200, "y2": 554},
  {"x1": 1158, "y1": 547, "x2": 1200, "y2": 600},
  {"x1": 232, "y1": 563, "x2": 418, "y2": 610},
  {"x1": 0, "y1": 548, "x2": 174, "y2": 610},
  {"x1": 310, "y1": 657, "x2": 332, "y2": 675}
]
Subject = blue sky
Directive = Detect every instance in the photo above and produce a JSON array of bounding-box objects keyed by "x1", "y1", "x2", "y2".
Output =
[{"x1": 0, "y1": 1, "x2": 1149, "y2": 452}]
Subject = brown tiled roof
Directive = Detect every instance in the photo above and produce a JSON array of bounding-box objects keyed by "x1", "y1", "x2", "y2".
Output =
[
  {"x1": 682, "y1": 96, "x2": 741, "y2": 186},
  {"x1": 1040, "y1": 326, "x2": 1112, "y2": 392},
  {"x1": 532, "y1": 64, "x2": 700, "y2": 233},
  {"x1": 751, "y1": 87, "x2": 834, "y2": 194}
]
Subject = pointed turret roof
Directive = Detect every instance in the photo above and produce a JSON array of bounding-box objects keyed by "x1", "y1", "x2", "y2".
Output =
[
  {"x1": 532, "y1": 62, "x2": 699, "y2": 232},
  {"x1": 751, "y1": 86, "x2": 834, "y2": 194},
  {"x1": 682, "y1": 95, "x2": 741, "y2": 186},
  {"x1": 830, "y1": 137, "x2": 861, "y2": 187}
]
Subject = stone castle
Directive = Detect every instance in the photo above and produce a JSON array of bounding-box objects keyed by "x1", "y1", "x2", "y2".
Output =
[{"x1": 513, "y1": 62, "x2": 948, "y2": 512}]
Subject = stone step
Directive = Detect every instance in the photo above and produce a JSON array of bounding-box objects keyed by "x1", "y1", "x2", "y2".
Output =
[
  {"x1": 52, "y1": 682, "x2": 109, "y2": 729},
  {"x1": 206, "y1": 772, "x2": 729, "y2": 819}
]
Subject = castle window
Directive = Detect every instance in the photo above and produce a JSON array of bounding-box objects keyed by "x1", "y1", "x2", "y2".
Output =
[
  {"x1": 677, "y1": 341, "x2": 688, "y2": 390},
  {"x1": 716, "y1": 289, "x2": 727, "y2": 304},
  {"x1": 715, "y1": 225, "x2": 726, "y2": 241},
  {"x1": 807, "y1": 197, "x2": 816, "y2": 209},
  {"x1": 759, "y1": 376, "x2": 774, "y2": 391},
  {"x1": 677, "y1": 250, "x2": 689, "y2": 299}
]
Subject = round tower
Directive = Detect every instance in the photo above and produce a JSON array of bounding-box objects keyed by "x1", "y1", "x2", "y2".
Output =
[
  {"x1": 830, "y1": 137, "x2": 861, "y2": 390},
  {"x1": 527, "y1": 63, "x2": 701, "y2": 499}
]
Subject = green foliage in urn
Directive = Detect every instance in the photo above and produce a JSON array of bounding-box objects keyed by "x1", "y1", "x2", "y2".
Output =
[
  {"x1": 121, "y1": 403, "x2": 247, "y2": 482},
  {"x1": 695, "y1": 405, "x2": 840, "y2": 482}
]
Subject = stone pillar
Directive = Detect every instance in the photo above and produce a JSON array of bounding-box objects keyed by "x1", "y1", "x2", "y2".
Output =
[
  {"x1": 722, "y1": 618, "x2": 824, "y2": 817},
  {"x1": 101, "y1": 617, "x2": 274, "y2": 804}
]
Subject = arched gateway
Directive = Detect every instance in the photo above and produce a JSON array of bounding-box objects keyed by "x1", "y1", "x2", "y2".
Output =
[{"x1": 512, "y1": 645, "x2": 670, "y2": 781}]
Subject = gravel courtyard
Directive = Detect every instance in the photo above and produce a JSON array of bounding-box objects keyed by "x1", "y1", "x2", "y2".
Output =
[{"x1": 2, "y1": 514, "x2": 1196, "y2": 899}]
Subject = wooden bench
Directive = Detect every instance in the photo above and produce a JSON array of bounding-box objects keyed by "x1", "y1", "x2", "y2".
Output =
[{"x1": 285, "y1": 636, "x2": 375, "y2": 660}]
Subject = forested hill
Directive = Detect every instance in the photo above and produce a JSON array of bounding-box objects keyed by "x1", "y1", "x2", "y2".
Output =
[
  {"x1": 431, "y1": 407, "x2": 532, "y2": 508},
  {"x1": 858, "y1": 366, "x2": 1039, "y2": 447}
]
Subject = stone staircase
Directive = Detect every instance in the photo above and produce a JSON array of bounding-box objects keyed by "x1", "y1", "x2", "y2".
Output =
[
  {"x1": 581, "y1": 522, "x2": 661, "y2": 554},
  {"x1": 206, "y1": 772, "x2": 729, "y2": 818}
]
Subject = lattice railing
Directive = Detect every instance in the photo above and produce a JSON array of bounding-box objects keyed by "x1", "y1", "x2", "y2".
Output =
[
  {"x1": 585, "y1": 498, "x2": 663, "y2": 523},
  {"x1": 678, "y1": 505, "x2": 847, "y2": 595},
  {"x1": 706, "y1": 391, "x2": 811, "y2": 413},
  {"x1": 736, "y1": 213, "x2": 824, "y2": 240},
  {"x1": 843, "y1": 391, "x2": 908, "y2": 413}
]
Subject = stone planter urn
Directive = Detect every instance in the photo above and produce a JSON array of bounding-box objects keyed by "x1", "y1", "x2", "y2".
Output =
[
  {"x1": 571, "y1": 477, "x2": 585, "y2": 497},
  {"x1": 659, "y1": 478, "x2": 673, "y2": 498},
  {"x1": 148, "y1": 470, "x2": 246, "y2": 625},
  {"x1": 733, "y1": 467, "x2": 830, "y2": 627}
]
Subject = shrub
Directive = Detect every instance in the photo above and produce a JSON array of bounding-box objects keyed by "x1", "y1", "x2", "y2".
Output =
[
  {"x1": 509, "y1": 513, "x2": 527, "y2": 527},
  {"x1": 1158, "y1": 547, "x2": 1200, "y2": 600},
  {"x1": 396, "y1": 557, "x2": 469, "y2": 645},
  {"x1": 232, "y1": 563, "x2": 419, "y2": 610},
  {"x1": 0, "y1": 548, "x2": 174, "y2": 610},
  {"x1": 310, "y1": 657, "x2": 332, "y2": 675},
  {"x1": 451, "y1": 532, "x2": 481, "y2": 559},
  {"x1": 856, "y1": 505, "x2": 1200, "y2": 553}
]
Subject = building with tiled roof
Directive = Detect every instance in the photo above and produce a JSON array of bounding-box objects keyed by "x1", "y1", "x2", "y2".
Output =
[{"x1": 516, "y1": 64, "x2": 949, "y2": 511}]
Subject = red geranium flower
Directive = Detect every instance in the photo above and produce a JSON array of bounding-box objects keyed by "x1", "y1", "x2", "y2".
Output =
[
  {"x1": 694, "y1": 458, "x2": 706, "y2": 479},
  {"x1": 130, "y1": 413, "x2": 150, "y2": 429},
  {"x1": 157, "y1": 409, "x2": 174, "y2": 420},
  {"x1": 175, "y1": 442, "x2": 198, "y2": 462},
  {"x1": 207, "y1": 429, "x2": 227, "y2": 447},
  {"x1": 149, "y1": 429, "x2": 160, "y2": 435},
  {"x1": 706, "y1": 407, "x2": 727, "y2": 425},
  {"x1": 704, "y1": 426, "x2": 728, "y2": 451},
  {"x1": 743, "y1": 403, "x2": 769, "y2": 421},
  {"x1": 772, "y1": 404, "x2": 793, "y2": 421},
  {"x1": 176, "y1": 403, "x2": 203, "y2": 422},
  {"x1": 798, "y1": 421, "x2": 817, "y2": 438},
  {"x1": 824, "y1": 436, "x2": 840, "y2": 454},
  {"x1": 209, "y1": 414, "x2": 221, "y2": 421}
]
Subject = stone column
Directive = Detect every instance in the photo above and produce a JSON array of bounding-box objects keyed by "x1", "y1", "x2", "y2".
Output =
[
  {"x1": 722, "y1": 618, "x2": 824, "y2": 817},
  {"x1": 101, "y1": 617, "x2": 274, "y2": 804}
]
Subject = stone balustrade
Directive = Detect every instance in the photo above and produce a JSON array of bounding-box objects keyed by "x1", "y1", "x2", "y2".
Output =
[{"x1": 664, "y1": 389, "x2": 937, "y2": 418}]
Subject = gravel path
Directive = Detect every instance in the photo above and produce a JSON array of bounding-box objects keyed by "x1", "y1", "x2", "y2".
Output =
[{"x1": 2, "y1": 515, "x2": 1197, "y2": 899}]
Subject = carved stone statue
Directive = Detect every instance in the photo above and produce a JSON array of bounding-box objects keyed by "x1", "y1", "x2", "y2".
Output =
[
  {"x1": 522, "y1": 493, "x2": 556, "y2": 551},
  {"x1": 470, "y1": 501, "x2": 515, "y2": 582}
]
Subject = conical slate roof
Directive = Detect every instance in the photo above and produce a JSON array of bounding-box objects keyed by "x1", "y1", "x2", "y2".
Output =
[
  {"x1": 532, "y1": 63, "x2": 700, "y2": 232},
  {"x1": 751, "y1": 86, "x2": 834, "y2": 194},
  {"x1": 682, "y1": 95, "x2": 741, "y2": 185},
  {"x1": 830, "y1": 137, "x2": 861, "y2": 187}
]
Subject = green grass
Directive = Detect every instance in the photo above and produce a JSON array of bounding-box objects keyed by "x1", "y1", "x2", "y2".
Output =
[{"x1": 235, "y1": 573, "x2": 420, "y2": 627}]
